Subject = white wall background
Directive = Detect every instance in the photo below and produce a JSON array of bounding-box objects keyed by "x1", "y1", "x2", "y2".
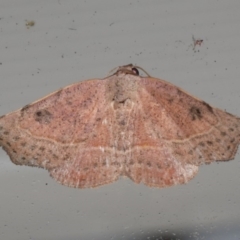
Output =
[{"x1": 0, "y1": 1, "x2": 240, "y2": 239}]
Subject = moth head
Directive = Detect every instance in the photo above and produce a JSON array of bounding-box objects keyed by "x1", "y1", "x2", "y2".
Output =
[{"x1": 109, "y1": 64, "x2": 151, "y2": 77}]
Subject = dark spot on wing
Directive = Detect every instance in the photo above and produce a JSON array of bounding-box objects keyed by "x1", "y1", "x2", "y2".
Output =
[
  {"x1": 39, "y1": 146, "x2": 45, "y2": 151},
  {"x1": 55, "y1": 89, "x2": 63, "y2": 97},
  {"x1": 188, "y1": 150, "x2": 193, "y2": 155},
  {"x1": 202, "y1": 101, "x2": 213, "y2": 113},
  {"x1": 21, "y1": 104, "x2": 31, "y2": 112},
  {"x1": 119, "y1": 120, "x2": 126, "y2": 125},
  {"x1": 146, "y1": 161, "x2": 152, "y2": 167},
  {"x1": 129, "y1": 159, "x2": 134, "y2": 165},
  {"x1": 34, "y1": 109, "x2": 53, "y2": 124},
  {"x1": 190, "y1": 106, "x2": 202, "y2": 120},
  {"x1": 20, "y1": 104, "x2": 31, "y2": 117},
  {"x1": 156, "y1": 163, "x2": 162, "y2": 169},
  {"x1": 30, "y1": 145, "x2": 36, "y2": 150},
  {"x1": 207, "y1": 141, "x2": 213, "y2": 145},
  {"x1": 13, "y1": 136, "x2": 20, "y2": 141},
  {"x1": 138, "y1": 159, "x2": 143, "y2": 164}
]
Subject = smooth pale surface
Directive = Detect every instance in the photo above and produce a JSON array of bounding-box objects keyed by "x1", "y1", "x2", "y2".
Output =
[{"x1": 0, "y1": 0, "x2": 240, "y2": 240}]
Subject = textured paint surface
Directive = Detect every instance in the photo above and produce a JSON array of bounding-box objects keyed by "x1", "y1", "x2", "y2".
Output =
[{"x1": 0, "y1": 64, "x2": 240, "y2": 188}]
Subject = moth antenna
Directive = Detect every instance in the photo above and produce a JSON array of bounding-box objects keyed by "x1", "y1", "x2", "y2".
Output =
[
  {"x1": 133, "y1": 66, "x2": 151, "y2": 77},
  {"x1": 107, "y1": 66, "x2": 119, "y2": 77}
]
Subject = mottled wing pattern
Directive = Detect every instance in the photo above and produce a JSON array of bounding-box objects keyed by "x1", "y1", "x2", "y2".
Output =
[
  {"x1": 124, "y1": 77, "x2": 240, "y2": 187},
  {"x1": 0, "y1": 79, "x2": 120, "y2": 188}
]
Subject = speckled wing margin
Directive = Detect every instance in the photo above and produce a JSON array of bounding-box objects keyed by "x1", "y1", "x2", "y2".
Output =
[
  {"x1": 124, "y1": 77, "x2": 240, "y2": 187},
  {"x1": 0, "y1": 64, "x2": 240, "y2": 188},
  {"x1": 0, "y1": 79, "x2": 122, "y2": 188}
]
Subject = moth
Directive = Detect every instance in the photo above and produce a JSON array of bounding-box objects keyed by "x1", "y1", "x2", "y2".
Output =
[{"x1": 0, "y1": 64, "x2": 239, "y2": 188}]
